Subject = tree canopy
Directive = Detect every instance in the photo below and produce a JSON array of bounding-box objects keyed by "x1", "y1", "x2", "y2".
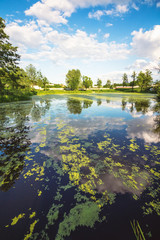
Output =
[
  {"x1": 137, "y1": 69, "x2": 153, "y2": 92},
  {"x1": 66, "y1": 69, "x2": 81, "y2": 90},
  {"x1": 82, "y1": 76, "x2": 93, "y2": 89},
  {"x1": 122, "y1": 73, "x2": 128, "y2": 87},
  {"x1": 97, "y1": 78, "x2": 102, "y2": 88}
]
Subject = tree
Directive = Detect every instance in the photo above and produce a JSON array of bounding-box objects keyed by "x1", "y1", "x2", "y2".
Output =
[
  {"x1": 122, "y1": 73, "x2": 128, "y2": 87},
  {"x1": 131, "y1": 71, "x2": 136, "y2": 92},
  {"x1": 82, "y1": 76, "x2": 93, "y2": 89},
  {"x1": 66, "y1": 69, "x2": 81, "y2": 90},
  {"x1": 25, "y1": 64, "x2": 38, "y2": 88},
  {"x1": 0, "y1": 17, "x2": 20, "y2": 69},
  {"x1": 39, "y1": 76, "x2": 49, "y2": 90},
  {"x1": 137, "y1": 70, "x2": 153, "y2": 92},
  {"x1": 97, "y1": 78, "x2": 102, "y2": 88},
  {"x1": 0, "y1": 17, "x2": 20, "y2": 94},
  {"x1": 103, "y1": 80, "x2": 111, "y2": 88}
]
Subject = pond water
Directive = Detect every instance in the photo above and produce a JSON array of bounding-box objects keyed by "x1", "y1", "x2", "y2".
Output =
[{"x1": 0, "y1": 93, "x2": 160, "y2": 240}]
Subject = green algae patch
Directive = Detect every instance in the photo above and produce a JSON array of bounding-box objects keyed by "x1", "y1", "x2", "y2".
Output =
[
  {"x1": 24, "y1": 220, "x2": 38, "y2": 240},
  {"x1": 56, "y1": 202, "x2": 100, "y2": 240},
  {"x1": 46, "y1": 204, "x2": 63, "y2": 227},
  {"x1": 11, "y1": 213, "x2": 25, "y2": 226},
  {"x1": 129, "y1": 139, "x2": 139, "y2": 152},
  {"x1": 29, "y1": 212, "x2": 36, "y2": 219}
]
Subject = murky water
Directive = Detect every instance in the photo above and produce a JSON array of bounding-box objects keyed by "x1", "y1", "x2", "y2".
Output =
[{"x1": 0, "y1": 93, "x2": 160, "y2": 240}]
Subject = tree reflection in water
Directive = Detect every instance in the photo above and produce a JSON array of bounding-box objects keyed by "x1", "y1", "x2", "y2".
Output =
[
  {"x1": 67, "y1": 98, "x2": 93, "y2": 114},
  {"x1": 0, "y1": 99, "x2": 51, "y2": 191}
]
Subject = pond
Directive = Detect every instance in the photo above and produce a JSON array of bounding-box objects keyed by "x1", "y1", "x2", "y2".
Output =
[{"x1": 0, "y1": 93, "x2": 160, "y2": 240}]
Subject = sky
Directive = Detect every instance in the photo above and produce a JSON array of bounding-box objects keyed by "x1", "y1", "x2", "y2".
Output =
[{"x1": 1, "y1": 0, "x2": 160, "y2": 85}]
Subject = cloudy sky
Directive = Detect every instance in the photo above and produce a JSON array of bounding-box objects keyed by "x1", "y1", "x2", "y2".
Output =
[{"x1": 1, "y1": 0, "x2": 160, "y2": 84}]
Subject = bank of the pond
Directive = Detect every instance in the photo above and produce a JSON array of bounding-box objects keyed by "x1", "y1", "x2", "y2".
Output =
[
  {"x1": 36, "y1": 88, "x2": 155, "y2": 96},
  {"x1": 0, "y1": 88, "x2": 156, "y2": 103}
]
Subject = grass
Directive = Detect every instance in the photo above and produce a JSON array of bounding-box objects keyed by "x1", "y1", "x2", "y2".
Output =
[
  {"x1": 130, "y1": 220, "x2": 146, "y2": 240},
  {"x1": 0, "y1": 88, "x2": 155, "y2": 103},
  {"x1": 36, "y1": 88, "x2": 154, "y2": 96}
]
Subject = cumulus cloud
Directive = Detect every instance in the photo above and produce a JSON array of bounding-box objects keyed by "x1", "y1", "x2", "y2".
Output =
[
  {"x1": 25, "y1": 1, "x2": 68, "y2": 25},
  {"x1": 130, "y1": 25, "x2": 160, "y2": 60},
  {"x1": 6, "y1": 19, "x2": 130, "y2": 63},
  {"x1": 88, "y1": 4, "x2": 129, "y2": 20},
  {"x1": 156, "y1": 2, "x2": 160, "y2": 7},
  {"x1": 25, "y1": 0, "x2": 134, "y2": 23},
  {"x1": 5, "y1": 21, "x2": 45, "y2": 48},
  {"x1": 105, "y1": 4, "x2": 129, "y2": 16},
  {"x1": 88, "y1": 10, "x2": 104, "y2": 20},
  {"x1": 127, "y1": 59, "x2": 159, "y2": 72}
]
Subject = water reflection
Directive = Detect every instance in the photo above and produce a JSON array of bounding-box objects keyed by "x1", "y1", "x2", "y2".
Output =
[
  {"x1": 67, "y1": 98, "x2": 93, "y2": 114},
  {"x1": 0, "y1": 99, "x2": 52, "y2": 191},
  {"x1": 0, "y1": 94, "x2": 160, "y2": 240},
  {"x1": 31, "y1": 99, "x2": 51, "y2": 122},
  {"x1": 0, "y1": 122, "x2": 30, "y2": 191}
]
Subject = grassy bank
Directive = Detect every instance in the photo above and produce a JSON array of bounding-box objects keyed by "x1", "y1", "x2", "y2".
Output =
[
  {"x1": 0, "y1": 88, "x2": 156, "y2": 103},
  {"x1": 0, "y1": 90, "x2": 36, "y2": 103},
  {"x1": 36, "y1": 88, "x2": 154, "y2": 96}
]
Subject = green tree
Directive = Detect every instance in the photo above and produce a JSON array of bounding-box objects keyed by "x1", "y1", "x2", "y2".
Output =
[
  {"x1": 40, "y1": 76, "x2": 49, "y2": 90},
  {"x1": 66, "y1": 69, "x2": 81, "y2": 90},
  {"x1": 0, "y1": 17, "x2": 20, "y2": 94},
  {"x1": 97, "y1": 78, "x2": 102, "y2": 88},
  {"x1": 25, "y1": 64, "x2": 38, "y2": 88},
  {"x1": 103, "y1": 80, "x2": 111, "y2": 88},
  {"x1": 82, "y1": 76, "x2": 93, "y2": 89},
  {"x1": 137, "y1": 70, "x2": 153, "y2": 92},
  {"x1": 122, "y1": 73, "x2": 128, "y2": 87},
  {"x1": 131, "y1": 71, "x2": 136, "y2": 92}
]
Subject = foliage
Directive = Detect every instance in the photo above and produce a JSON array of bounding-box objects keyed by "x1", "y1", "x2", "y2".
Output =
[
  {"x1": 103, "y1": 79, "x2": 111, "y2": 88},
  {"x1": 0, "y1": 17, "x2": 20, "y2": 70},
  {"x1": 66, "y1": 69, "x2": 81, "y2": 90},
  {"x1": 137, "y1": 69, "x2": 153, "y2": 92},
  {"x1": 82, "y1": 75, "x2": 93, "y2": 89},
  {"x1": 97, "y1": 78, "x2": 102, "y2": 88},
  {"x1": 122, "y1": 73, "x2": 128, "y2": 86},
  {"x1": 131, "y1": 71, "x2": 137, "y2": 91}
]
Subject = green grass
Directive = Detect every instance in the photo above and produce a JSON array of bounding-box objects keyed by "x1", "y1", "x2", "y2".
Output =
[{"x1": 36, "y1": 88, "x2": 153, "y2": 96}]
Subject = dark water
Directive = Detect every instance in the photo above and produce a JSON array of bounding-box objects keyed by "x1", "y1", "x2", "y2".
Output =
[{"x1": 0, "y1": 93, "x2": 160, "y2": 240}]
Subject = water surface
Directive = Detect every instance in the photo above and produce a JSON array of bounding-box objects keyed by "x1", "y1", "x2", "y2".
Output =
[{"x1": 0, "y1": 93, "x2": 160, "y2": 240}]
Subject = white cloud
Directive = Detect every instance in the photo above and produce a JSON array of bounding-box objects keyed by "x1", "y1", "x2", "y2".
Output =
[
  {"x1": 105, "y1": 4, "x2": 129, "y2": 16},
  {"x1": 6, "y1": 20, "x2": 129, "y2": 64},
  {"x1": 116, "y1": 4, "x2": 128, "y2": 13},
  {"x1": 46, "y1": 29, "x2": 129, "y2": 62},
  {"x1": 127, "y1": 59, "x2": 159, "y2": 72},
  {"x1": 106, "y1": 23, "x2": 113, "y2": 27},
  {"x1": 25, "y1": 0, "x2": 133, "y2": 24},
  {"x1": 25, "y1": 1, "x2": 68, "y2": 25},
  {"x1": 156, "y1": 2, "x2": 160, "y2": 7},
  {"x1": 104, "y1": 33, "x2": 110, "y2": 38},
  {"x1": 130, "y1": 25, "x2": 160, "y2": 60},
  {"x1": 5, "y1": 21, "x2": 45, "y2": 48},
  {"x1": 132, "y1": 3, "x2": 139, "y2": 11},
  {"x1": 88, "y1": 10, "x2": 104, "y2": 20}
]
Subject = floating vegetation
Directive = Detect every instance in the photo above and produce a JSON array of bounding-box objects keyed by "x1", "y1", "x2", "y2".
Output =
[
  {"x1": 11, "y1": 213, "x2": 25, "y2": 226},
  {"x1": 24, "y1": 220, "x2": 38, "y2": 240},
  {"x1": 55, "y1": 202, "x2": 100, "y2": 240}
]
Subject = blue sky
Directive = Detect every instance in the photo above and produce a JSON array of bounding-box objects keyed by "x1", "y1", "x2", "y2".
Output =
[{"x1": 1, "y1": 0, "x2": 160, "y2": 84}]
